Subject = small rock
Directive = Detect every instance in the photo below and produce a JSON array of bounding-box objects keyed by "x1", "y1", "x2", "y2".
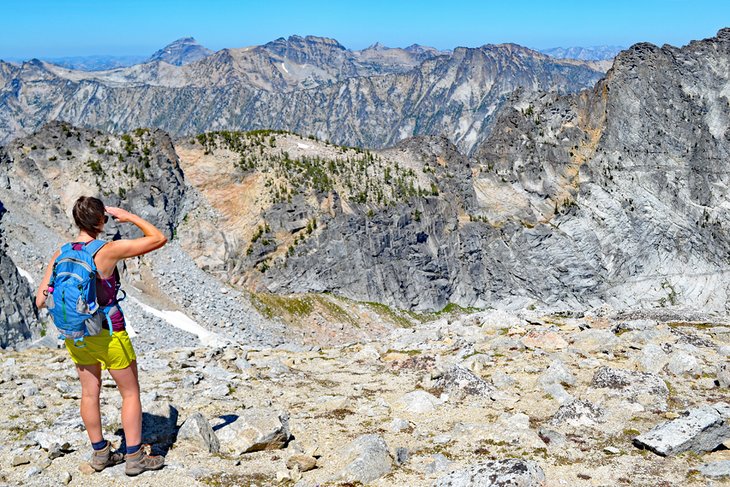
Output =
[
  {"x1": 60, "y1": 471, "x2": 72, "y2": 484},
  {"x1": 11, "y1": 454, "x2": 31, "y2": 467},
  {"x1": 716, "y1": 363, "x2": 730, "y2": 388},
  {"x1": 603, "y1": 446, "x2": 621, "y2": 454},
  {"x1": 539, "y1": 359, "x2": 576, "y2": 387},
  {"x1": 572, "y1": 329, "x2": 618, "y2": 353},
  {"x1": 490, "y1": 371, "x2": 515, "y2": 389},
  {"x1": 395, "y1": 447, "x2": 409, "y2": 465},
  {"x1": 396, "y1": 390, "x2": 442, "y2": 413},
  {"x1": 521, "y1": 331, "x2": 568, "y2": 350},
  {"x1": 423, "y1": 453, "x2": 452, "y2": 474},
  {"x1": 550, "y1": 399, "x2": 605, "y2": 428},
  {"x1": 286, "y1": 453, "x2": 317, "y2": 472},
  {"x1": 699, "y1": 461, "x2": 730, "y2": 479},
  {"x1": 177, "y1": 412, "x2": 220, "y2": 453},
  {"x1": 633, "y1": 404, "x2": 730, "y2": 456},
  {"x1": 667, "y1": 351, "x2": 701, "y2": 377},
  {"x1": 434, "y1": 459, "x2": 545, "y2": 487},
  {"x1": 25, "y1": 466, "x2": 43, "y2": 478},
  {"x1": 389, "y1": 418, "x2": 412, "y2": 432}
]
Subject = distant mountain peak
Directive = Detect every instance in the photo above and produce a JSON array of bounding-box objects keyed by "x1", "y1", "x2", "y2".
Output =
[
  {"x1": 539, "y1": 45, "x2": 625, "y2": 61},
  {"x1": 148, "y1": 37, "x2": 213, "y2": 66}
]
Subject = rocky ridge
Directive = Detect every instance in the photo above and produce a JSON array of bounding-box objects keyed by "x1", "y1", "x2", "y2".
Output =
[{"x1": 0, "y1": 309, "x2": 729, "y2": 486}]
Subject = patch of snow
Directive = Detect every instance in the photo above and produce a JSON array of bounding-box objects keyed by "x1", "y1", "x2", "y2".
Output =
[
  {"x1": 281, "y1": 62, "x2": 289, "y2": 74},
  {"x1": 297, "y1": 143, "x2": 310, "y2": 149},
  {"x1": 15, "y1": 266, "x2": 34, "y2": 285},
  {"x1": 128, "y1": 297, "x2": 224, "y2": 346}
]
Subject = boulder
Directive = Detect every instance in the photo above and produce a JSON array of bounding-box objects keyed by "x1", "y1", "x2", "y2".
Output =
[
  {"x1": 216, "y1": 409, "x2": 291, "y2": 454},
  {"x1": 591, "y1": 366, "x2": 668, "y2": 409},
  {"x1": 286, "y1": 453, "x2": 317, "y2": 472},
  {"x1": 177, "y1": 412, "x2": 220, "y2": 453},
  {"x1": 326, "y1": 434, "x2": 392, "y2": 484},
  {"x1": 434, "y1": 459, "x2": 546, "y2": 487},
  {"x1": 549, "y1": 400, "x2": 605, "y2": 428},
  {"x1": 396, "y1": 390, "x2": 442, "y2": 413},
  {"x1": 667, "y1": 351, "x2": 701, "y2": 377},
  {"x1": 638, "y1": 344, "x2": 669, "y2": 374},
  {"x1": 539, "y1": 359, "x2": 576, "y2": 387},
  {"x1": 698, "y1": 461, "x2": 730, "y2": 479},
  {"x1": 633, "y1": 404, "x2": 730, "y2": 456},
  {"x1": 433, "y1": 365, "x2": 494, "y2": 400}
]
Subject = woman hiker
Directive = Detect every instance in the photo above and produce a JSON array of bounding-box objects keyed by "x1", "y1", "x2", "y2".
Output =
[{"x1": 35, "y1": 196, "x2": 166, "y2": 476}]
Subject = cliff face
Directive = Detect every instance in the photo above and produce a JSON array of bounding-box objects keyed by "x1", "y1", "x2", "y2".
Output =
[
  {"x1": 0, "y1": 122, "x2": 186, "y2": 240},
  {"x1": 0, "y1": 199, "x2": 39, "y2": 348},
  {"x1": 0, "y1": 38, "x2": 604, "y2": 152}
]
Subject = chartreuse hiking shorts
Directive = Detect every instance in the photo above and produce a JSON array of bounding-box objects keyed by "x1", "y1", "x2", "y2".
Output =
[{"x1": 65, "y1": 331, "x2": 137, "y2": 370}]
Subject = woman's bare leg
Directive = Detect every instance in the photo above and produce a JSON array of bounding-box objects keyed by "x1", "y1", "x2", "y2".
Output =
[
  {"x1": 108, "y1": 360, "x2": 142, "y2": 447},
  {"x1": 76, "y1": 363, "x2": 103, "y2": 443}
]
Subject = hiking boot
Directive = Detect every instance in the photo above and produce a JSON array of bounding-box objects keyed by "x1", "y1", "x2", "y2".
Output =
[
  {"x1": 90, "y1": 441, "x2": 124, "y2": 472},
  {"x1": 124, "y1": 445, "x2": 165, "y2": 476}
]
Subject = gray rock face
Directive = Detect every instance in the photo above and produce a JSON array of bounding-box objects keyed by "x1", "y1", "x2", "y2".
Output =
[
  {"x1": 326, "y1": 434, "x2": 392, "y2": 484},
  {"x1": 633, "y1": 404, "x2": 730, "y2": 456},
  {"x1": 0, "y1": 200, "x2": 39, "y2": 348},
  {"x1": 433, "y1": 459, "x2": 546, "y2": 487}
]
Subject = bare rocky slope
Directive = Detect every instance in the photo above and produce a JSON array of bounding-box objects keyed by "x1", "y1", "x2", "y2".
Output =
[{"x1": 0, "y1": 36, "x2": 605, "y2": 152}]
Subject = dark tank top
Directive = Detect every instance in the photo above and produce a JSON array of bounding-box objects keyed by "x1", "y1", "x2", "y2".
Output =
[{"x1": 72, "y1": 242, "x2": 126, "y2": 332}]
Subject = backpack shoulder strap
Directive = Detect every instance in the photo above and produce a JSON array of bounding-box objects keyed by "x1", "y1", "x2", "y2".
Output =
[
  {"x1": 59, "y1": 242, "x2": 74, "y2": 255},
  {"x1": 84, "y1": 239, "x2": 107, "y2": 256}
]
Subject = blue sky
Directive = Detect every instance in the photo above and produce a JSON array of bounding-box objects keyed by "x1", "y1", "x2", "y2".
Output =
[{"x1": 2, "y1": 0, "x2": 729, "y2": 58}]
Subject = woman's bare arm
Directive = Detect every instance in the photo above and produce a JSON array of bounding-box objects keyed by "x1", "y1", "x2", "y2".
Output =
[
  {"x1": 95, "y1": 207, "x2": 167, "y2": 276},
  {"x1": 35, "y1": 249, "x2": 60, "y2": 308}
]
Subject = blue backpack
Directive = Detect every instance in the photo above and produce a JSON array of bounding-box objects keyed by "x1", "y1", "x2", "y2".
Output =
[{"x1": 46, "y1": 240, "x2": 120, "y2": 347}]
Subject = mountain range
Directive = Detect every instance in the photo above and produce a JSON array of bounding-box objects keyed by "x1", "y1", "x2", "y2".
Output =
[
  {"x1": 2, "y1": 28, "x2": 730, "y2": 349},
  {"x1": 0, "y1": 35, "x2": 605, "y2": 153}
]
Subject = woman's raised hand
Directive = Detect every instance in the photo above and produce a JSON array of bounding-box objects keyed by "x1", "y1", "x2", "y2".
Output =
[{"x1": 105, "y1": 206, "x2": 135, "y2": 223}]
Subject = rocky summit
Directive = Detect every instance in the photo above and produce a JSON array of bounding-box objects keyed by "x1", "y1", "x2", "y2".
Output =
[{"x1": 1, "y1": 310, "x2": 729, "y2": 486}]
